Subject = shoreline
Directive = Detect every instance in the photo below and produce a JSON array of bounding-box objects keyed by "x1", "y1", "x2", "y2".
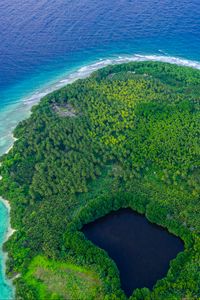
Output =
[
  {"x1": 0, "y1": 139, "x2": 19, "y2": 299},
  {"x1": 1, "y1": 54, "x2": 200, "y2": 157},
  {"x1": 0, "y1": 198, "x2": 16, "y2": 242},
  {"x1": 0, "y1": 197, "x2": 16, "y2": 299},
  {"x1": 5, "y1": 136, "x2": 18, "y2": 155},
  {"x1": 0, "y1": 55, "x2": 200, "y2": 299}
]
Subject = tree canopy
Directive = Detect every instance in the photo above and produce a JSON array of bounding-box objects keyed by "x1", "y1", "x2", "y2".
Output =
[{"x1": 0, "y1": 61, "x2": 199, "y2": 299}]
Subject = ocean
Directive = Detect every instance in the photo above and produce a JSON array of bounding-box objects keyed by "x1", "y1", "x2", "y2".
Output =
[{"x1": 0, "y1": 0, "x2": 200, "y2": 298}]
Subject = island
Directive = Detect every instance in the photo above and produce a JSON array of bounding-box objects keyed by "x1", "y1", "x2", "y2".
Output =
[{"x1": 0, "y1": 61, "x2": 199, "y2": 300}]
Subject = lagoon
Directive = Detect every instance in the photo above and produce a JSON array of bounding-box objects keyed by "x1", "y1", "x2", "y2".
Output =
[{"x1": 83, "y1": 208, "x2": 184, "y2": 297}]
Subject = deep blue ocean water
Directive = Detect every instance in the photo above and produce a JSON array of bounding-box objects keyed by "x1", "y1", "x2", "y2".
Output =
[{"x1": 0, "y1": 0, "x2": 200, "y2": 298}]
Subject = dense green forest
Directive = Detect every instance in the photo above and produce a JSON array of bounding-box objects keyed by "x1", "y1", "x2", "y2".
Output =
[{"x1": 0, "y1": 61, "x2": 199, "y2": 299}]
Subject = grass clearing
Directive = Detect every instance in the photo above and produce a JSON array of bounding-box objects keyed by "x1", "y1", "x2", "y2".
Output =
[{"x1": 25, "y1": 256, "x2": 104, "y2": 300}]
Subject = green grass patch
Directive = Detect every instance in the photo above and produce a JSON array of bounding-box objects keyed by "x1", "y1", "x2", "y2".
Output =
[{"x1": 24, "y1": 256, "x2": 104, "y2": 300}]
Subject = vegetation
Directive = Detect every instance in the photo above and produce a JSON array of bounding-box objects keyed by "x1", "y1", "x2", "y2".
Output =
[
  {"x1": 20, "y1": 255, "x2": 104, "y2": 300},
  {"x1": 0, "y1": 61, "x2": 199, "y2": 299}
]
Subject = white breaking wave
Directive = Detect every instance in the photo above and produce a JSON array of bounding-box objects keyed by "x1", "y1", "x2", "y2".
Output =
[
  {"x1": 23, "y1": 55, "x2": 200, "y2": 105},
  {"x1": 21, "y1": 54, "x2": 200, "y2": 107},
  {"x1": 1, "y1": 54, "x2": 200, "y2": 156}
]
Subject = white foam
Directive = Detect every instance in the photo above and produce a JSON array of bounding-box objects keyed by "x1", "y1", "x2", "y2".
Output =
[{"x1": 30, "y1": 53, "x2": 200, "y2": 106}]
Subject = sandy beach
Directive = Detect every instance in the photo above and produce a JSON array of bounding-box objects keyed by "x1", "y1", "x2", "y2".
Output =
[
  {"x1": 0, "y1": 134, "x2": 17, "y2": 241},
  {"x1": 0, "y1": 198, "x2": 16, "y2": 243},
  {"x1": 5, "y1": 136, "x2": 18, "y2": 155},
  {"x1": 0, "y1": 196, "x2": 17, "y2": 299}
]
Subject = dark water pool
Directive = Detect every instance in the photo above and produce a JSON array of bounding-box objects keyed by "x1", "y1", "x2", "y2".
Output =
[{"x1": 82, "y1": 208, "x2": 184, "y2": 297}]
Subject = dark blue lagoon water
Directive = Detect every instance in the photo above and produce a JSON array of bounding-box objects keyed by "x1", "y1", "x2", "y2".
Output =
[
  {"x1": 0, "y1": 0, "x2": 200, "y2": 298},
  {"x1": 83, "y1": 209, "x2": 184, "y2": 297}
]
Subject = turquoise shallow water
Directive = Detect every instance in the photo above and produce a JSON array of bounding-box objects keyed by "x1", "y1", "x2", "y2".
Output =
[
  {"x1": 0, "y1": 0, "x2": 200, "y2": 299},
  {"x1": 0, "y1": 200, "x2": 13, "y2": 300}
]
